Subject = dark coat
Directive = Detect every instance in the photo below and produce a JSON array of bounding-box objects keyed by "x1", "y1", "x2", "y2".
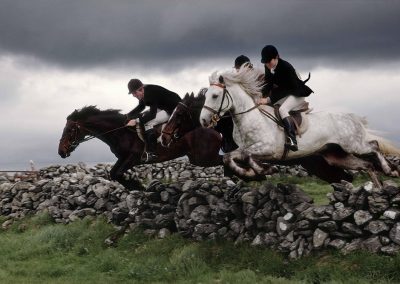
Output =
[
  {"x1": 263, "y1": 58, "x2": 313, "y2": 104},
  {"x1": 127, "y1": 85, "x2": 181, "y2": 124}
]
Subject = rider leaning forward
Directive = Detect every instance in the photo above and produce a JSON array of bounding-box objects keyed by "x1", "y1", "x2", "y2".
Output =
[
  {"x1": 257, "y1": 45, "x2": 313, "y2": 152},
  {"x1": 214, "y1": 55, "x2": 255, "y2": 153},
  {"x1": 126, "y1": 79, "x2": 181, "y2": 162}
]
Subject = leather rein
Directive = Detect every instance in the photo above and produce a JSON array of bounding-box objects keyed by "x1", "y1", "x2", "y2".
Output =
[
  {"x1": 63, "y1": 120, "x2": 129, "y2": 148},
  {"x1": 203, "y1": 83, "x2": 282, "y2": 127}
]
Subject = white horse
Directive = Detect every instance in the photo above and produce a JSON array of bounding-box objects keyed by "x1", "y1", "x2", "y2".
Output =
[{"x1": 199, "y1": 67, "x2": 400, "y2": 185}]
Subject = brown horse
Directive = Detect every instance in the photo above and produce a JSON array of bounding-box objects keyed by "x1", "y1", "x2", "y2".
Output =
[
  {"x1": 162, "y1": 92, "x2": 355, "y2": 183},
  {"x1": 58, "y1": 106, "x2": 222, "y2": 190}
]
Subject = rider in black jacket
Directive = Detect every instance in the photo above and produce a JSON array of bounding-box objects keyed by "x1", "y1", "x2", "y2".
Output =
[
  {"x1": 126, "y1": 79, "x2": 181, "y2": 162},
  {"x1": 259, "y1": 45, "x2": 313, "y2": 151}
]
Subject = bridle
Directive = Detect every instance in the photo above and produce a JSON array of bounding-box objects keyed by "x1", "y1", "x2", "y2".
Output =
[
  {"x1": 61, "y1": 120, "x2": 128, "y2": 153},
  {"x1": 203, "y1": 80, "x2": 283, "y2": 128},
  {"x1": 161, "y1": 102, "x2": 194, "y2": 141},
  {"x1": 202, "y1": 82, "x2": 233, "y2": 128},
  {"x1": 60, "y1": 121, "x2": 83, "y2": 153}
]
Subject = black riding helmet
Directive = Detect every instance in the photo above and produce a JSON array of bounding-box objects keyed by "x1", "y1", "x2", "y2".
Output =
[
  {"x1": 261, "y1": 45, "x2": 278, "y2": 63},
  {"x1": 234, "y1": 55, "x2": 250, "y2": 69},
  {"x1": 128, "y1": 79, "x2": 144, "y2": 94}
]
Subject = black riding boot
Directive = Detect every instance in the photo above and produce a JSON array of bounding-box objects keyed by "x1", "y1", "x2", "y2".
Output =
[
  {"x1": 282, "y1": 117, "x2": 298, "y2": 152},
  {"x1": 144, "y1": 128, "x2": 158, "y2": 162},
  {"x1": 221, "y1": 131, "x2": 239, "y2": 153},
  {"x1": 215, "y1": 116, "x2": 238, "y2": 153}
]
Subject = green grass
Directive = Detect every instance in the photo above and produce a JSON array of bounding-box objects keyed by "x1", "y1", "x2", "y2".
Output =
[
  {"x1": 262, "y1": 172, "x2": 400, "y2": 205},
  {"x1": 1, "y1": 212, "x2": 400, "y2": 283}
]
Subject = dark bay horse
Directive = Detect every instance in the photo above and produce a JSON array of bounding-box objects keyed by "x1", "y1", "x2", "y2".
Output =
[
  {"x1": 161, "y1": 92, "x2": 355, "y2": 183},
  {"x1": 58, "y1": 106, "x2": 222, "y2": 190},
  {"x1": 161, "y1": 92, "x2": 206, "y2": 147}
]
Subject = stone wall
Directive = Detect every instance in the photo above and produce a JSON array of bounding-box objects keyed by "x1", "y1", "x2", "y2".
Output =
[{"x1": 1, "y1": 158, "x2": 400, "y2": 259}]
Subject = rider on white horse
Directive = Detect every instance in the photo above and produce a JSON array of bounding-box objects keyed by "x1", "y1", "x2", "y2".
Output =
[
  {"x1": 216, "y1": 55, "x2": 266, "y2": 153},
  {"x1": 217, "y1": 55, "x2": 252, "y2": 153},
  {"x1": 257, "y1": 45, "x2": 313, "y2": 152},
  {"x1": 126, "y1": 79, "x2": 181, "y2": 162}
]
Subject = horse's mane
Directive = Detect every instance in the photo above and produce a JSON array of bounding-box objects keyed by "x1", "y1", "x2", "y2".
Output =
[
  {"x1": 209, "y1": 67, "x2": 264, "y2": 98},
  {"x1": 67, "y1": 105, "x2": 125, "y2": 122}
]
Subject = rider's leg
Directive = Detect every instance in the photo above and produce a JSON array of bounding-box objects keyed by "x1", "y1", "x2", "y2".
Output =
[
  {"x1": 145, "y1": 128, "x2": 158, "y2": 154},
  {"x1": 215, "y1": 114, "x2": 238, "y2": 153},
  {"x1": 279, "y1": 95, "x2": 305, "y2": 151},
  {"x1": 143, "y1": 110, "x2": 170, "y2": 162}
]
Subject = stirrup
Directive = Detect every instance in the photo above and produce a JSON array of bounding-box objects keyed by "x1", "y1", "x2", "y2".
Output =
[
  {"x1": 285, "y1": 137, "x2": 298, "y2": 152},
  {"x1": 142, "y1": 152, "x2": 158, "y2": 162}
]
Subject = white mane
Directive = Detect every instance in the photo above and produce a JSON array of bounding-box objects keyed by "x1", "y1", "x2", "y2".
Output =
[{"x1": 209, "y1": 66, "x2": 264, "y2": 98}]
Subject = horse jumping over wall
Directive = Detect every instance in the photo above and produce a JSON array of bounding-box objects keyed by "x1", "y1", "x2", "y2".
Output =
[
  {"x1": 58, "y1": 106, "x2": 222, "y2": 190},
  {"x1": 199, "y1": 68, "x2": 400, "y2": 186},
  {"x1": 163, "y1": 91, "x2": 359, "y2": 183}
]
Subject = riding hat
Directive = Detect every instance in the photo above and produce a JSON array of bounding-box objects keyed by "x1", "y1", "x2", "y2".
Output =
[
  {"x1": 261, "y1": 45, "x2": 279, "y2": 63},
  {"x1": 234, "y1": 55, "x2": 250, "y2": 69},
  {"x1": 128, "y1": 79, "x2": 144, "y2": 94}
]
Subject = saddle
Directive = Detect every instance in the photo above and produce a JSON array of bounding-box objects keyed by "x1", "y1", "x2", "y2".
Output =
[
  {"x1": 273, "y1": 101, "x2": 310, "y2": 137},
  {"x1": 133, "y1": 121, "x2": 163, "y2": 143}
]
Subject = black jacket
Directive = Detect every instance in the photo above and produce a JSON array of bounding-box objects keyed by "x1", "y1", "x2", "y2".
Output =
[
  {"x1": 127, "y1": 84, "x2": 181, "y2": 124},
  {"x1": 263, "y1": 58, "x2": 313, "y2": 104}
]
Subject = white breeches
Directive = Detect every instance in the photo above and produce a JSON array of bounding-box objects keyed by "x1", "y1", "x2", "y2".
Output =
[
  {"x1": 275, "y1": 95, "x2": 305, "y2": 119},
  {"x1": 144, "y1": 110, "x2": 170, "y2": 130}
]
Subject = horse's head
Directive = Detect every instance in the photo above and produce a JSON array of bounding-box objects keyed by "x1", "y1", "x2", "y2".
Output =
[
  {"x1": 200, "y1": 73, "x2": 233, "y2": 128},
  {"x1": 161, "y1": 92, "x2": 199, "y2": 147},
  {"x1": 58, "y1": 106, "x2": 124, "y2": 158},
  {"x1": 58, "y1": 119, "x2": 90, "y2": 158}
]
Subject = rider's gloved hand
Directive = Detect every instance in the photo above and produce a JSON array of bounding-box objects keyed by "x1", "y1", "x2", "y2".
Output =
[
  {"x1": 126, "y1": 119, "x2": 137, "y2": 127},
  {"x1": 256, "y1": 97, "x2": 270, "y2": 105}
]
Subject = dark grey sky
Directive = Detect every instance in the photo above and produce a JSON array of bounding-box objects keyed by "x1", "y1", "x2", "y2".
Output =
[{"x1": 1, "y1": 0, "x2": 399, "y2": 70}]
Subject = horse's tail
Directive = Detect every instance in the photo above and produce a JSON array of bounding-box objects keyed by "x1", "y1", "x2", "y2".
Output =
[{"x1": 367, "y1": 132, "x2": 400, "y2": 157}]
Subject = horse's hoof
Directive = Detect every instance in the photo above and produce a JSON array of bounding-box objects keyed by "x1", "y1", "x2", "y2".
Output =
[{"x1": 104, "y1": 237, "x2": 115, "y2": 247}]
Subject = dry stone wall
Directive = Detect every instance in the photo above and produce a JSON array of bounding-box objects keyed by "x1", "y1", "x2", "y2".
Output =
[{"x1": 1, "y1": 157, "x2": 400, "y2": 259}]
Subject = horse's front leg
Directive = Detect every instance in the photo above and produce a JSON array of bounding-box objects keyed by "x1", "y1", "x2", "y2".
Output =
[
  {"x1": 110, "y1": 155, "x2": 145, "y2": 191},
  {"x1": 223, "y1": 149, "x2": 264, "y2": 178},
  {"x1": 223, "y1": 146, "x2": 278, "y2": 179},
  {"x1": 247, "y1": 155, "x2": 278, "y2": 176},
  {"x1": 223, "y1": 149, "x2": 253, "y2": 177}
]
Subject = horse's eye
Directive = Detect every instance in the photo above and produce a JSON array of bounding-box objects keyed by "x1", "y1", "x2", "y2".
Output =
[{"x1": 212, "y1": 94, "x2": 218, "y2": 99}]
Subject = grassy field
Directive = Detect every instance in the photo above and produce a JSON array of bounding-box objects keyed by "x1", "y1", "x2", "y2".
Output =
[
  {"x1": 1, "y1": 213, "x2": 400, "y2": 283},
  {"x1": 1, "y1": 175, "x2": 400, "y2": 283}
]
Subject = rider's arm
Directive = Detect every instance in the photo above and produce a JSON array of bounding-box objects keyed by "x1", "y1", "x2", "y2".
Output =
[
  {"x1": 262, "y1": 67, "x2": 274, "y2": 98},
  {"x1": 126, "y1": 100, "x2": 145, "y2": 119},
  {"x1": 281, "y1": 61, "x2": 301, "y2": 95},
  {"x1": 139, "y1": 104, "x2": 157, "y2": 124}
]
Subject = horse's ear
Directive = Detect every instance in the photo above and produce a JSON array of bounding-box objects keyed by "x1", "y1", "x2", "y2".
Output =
[
  {"x1": 198, "y1": 87, "x2": 207, "y2": 97},
  {"x1": 190, "y1": 92, "x2": 194, "y2": 98},
  {"x1": 184, "y1": 92, "x2": 189, "y2": 99},
  {"x1": 218, "y1": 75, "x2": 224, "y2": 84}
]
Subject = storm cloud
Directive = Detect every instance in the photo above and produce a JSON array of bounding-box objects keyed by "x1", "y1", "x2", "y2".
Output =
[{"x1": 1, "y1": 0, "x2": 399, "y2": 69}]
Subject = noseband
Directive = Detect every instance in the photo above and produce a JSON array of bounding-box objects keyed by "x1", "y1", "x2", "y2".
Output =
[
  {"x1": 60, "y1": 120, "x2": 83, "y2": 152},
  {"x1": 203, "y1": 83, "x2": 233, "y2": 127}
]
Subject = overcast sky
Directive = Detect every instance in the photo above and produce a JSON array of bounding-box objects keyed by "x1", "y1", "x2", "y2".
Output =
[{"x1": 0, "y1": 0, "x2": 399, "y2": 170}]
